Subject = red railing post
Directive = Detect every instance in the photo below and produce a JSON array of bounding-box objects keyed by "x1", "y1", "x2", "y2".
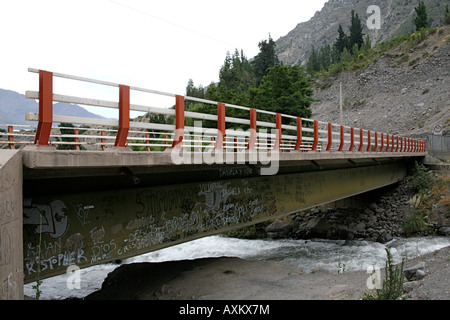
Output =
[
  {"x1": 385, "y1": 134, "x2": 390, "y2": 152},
  {"x1": 338, "y1": 125, "x2": 344, "y2": 151},
  {"x1": 349, "y1": 127, "x2": 355, "y2": 151},
  {"x1": 366, "y1": 130, "x2": 371, "y2": 152},
  {"x1": 35, "y1": 70, "x2": 53, "y2": 146},
  {"x1": 247, "y1": 108, "x2": 257, "y2": 150},
  {"x1": 164, "y1": 134, "x2": 169, "y2": 150},
  {"x1": 7, "y1": 126, "x2": 14, "y2": 150},
  {"x1": 101, "y1": 131, "x2": 106, "y2": 151},
  {"x1": 358, "y1": 129, "x2": 364, "y2": 152},
  {"x1": 311, "y1": 120, "x2": 319, "y2": 151},
  {"x1": 326, "y1": 123, "x2": 332, "y2": 151},
  {"x1": 380, "y1": 133, "x2": 384, "y2": 152},
  {"x1": 374, "y1": 132, "x2": 378, "y2": 152},
  {"x1": 215, "y1": 102, "x2": 226, "y2": 149},
  {"x1": 145, "y1": 132, "x2": 150, "y2": 152},
  {"x1": 172, "y1": 95, "x2": 185, "y2": 148},
  {"x1": 114, "y1": 85, "x2": 130, "y2": 148},
  {"x1": 274, "y1": 113, "x2": 282, "y2": 150},
  {"x1": 395, "y1": 136, "x2": 399, "y2": 152},
  {"x1": 390, "y1": 135, "x2": 395, "y2": 152},
  {"x1": 294, "y1": 117, "x2": 302, "y2": 151},
  {"x1": 74, "y1": 128, "x2": 80, "y2": 151}
]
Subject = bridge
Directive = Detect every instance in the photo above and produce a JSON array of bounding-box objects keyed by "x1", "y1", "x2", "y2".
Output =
[{"x1": 0, "y1": 69, "x2": 426, "y2": 299}]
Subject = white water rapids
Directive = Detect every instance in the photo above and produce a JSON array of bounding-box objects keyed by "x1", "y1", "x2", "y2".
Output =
[{"x1": 24, "y1": 235, "x2": 450, "y2": 300}]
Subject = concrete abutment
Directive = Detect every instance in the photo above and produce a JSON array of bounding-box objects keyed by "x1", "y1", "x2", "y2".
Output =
[{"x1": 0, "y1": 150, "x2": 24, "y2": 300}]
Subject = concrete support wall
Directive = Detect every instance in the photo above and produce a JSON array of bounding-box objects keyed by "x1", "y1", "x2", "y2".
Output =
[
  {"x1": 23, "y1": 161, "x2": 406, "y2": 282},
  {"x1": 0, "y1": 150, "x2": 23, "y2": 300}
]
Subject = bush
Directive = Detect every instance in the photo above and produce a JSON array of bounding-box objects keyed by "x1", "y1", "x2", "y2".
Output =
[
  {"x1": 404, "y1": 213, "x2": 429, "y2": 236},
  {"x1": 363, "y1": 248, "x2": 405, "y2": 300},
  {"x1": 411, "y1": 162, "x2": 435, "y2": 194}
]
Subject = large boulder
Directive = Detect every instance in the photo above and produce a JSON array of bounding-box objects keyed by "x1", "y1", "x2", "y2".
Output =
[{"x1": 265, "y1": 220, "x2": 292, "y2": 239}]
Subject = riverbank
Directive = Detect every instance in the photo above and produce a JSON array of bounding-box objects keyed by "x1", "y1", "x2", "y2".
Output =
[
  {"x1": 85, "y1": 244, "x2": 450, "y2": 300},
  {"x1": 264, "y1": 168, "x2": 450, "y2": 242}
]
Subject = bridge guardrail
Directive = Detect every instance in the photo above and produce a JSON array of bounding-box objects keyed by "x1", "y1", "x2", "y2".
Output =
[{"x1": 1, "y1": 68, "x2": 426, "y2": 154}]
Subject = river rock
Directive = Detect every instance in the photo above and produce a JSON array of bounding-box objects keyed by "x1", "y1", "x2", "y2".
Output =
[
  {"x1": 404, "y1": 262, "x2": 426, "y2": 281},
  {"x1": 265, "y1": 221, "x2": 292, "y2": 239},
  {"x1": 306, "y1": 216, "x2": 332, "y2": 237}
]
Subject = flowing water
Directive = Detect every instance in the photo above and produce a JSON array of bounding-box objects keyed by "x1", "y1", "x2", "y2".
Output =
[{"x1": 24, "y1": 235, "x2": 450, "y2": 300}]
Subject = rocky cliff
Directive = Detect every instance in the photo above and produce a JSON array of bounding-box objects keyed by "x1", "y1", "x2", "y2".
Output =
[
  {"x1": 311, "y1": 24, "x2": 450, "y2": 136},
  {"x1": 276, "y1": 0, "x2": 449, "y2": 66}
]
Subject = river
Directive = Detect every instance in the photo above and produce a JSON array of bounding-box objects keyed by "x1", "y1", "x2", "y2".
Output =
[{"x1": 24, "y1": 235, "x2": 450, "y2": 300}]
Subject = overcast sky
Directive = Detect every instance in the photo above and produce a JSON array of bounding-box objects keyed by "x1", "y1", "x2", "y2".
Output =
[{"x1": 1, "y1": 0, "x2": 327, "y2": 118}]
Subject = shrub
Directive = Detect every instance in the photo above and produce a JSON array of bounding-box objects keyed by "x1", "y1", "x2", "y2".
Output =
[
  {"x1": 363, "y1": 248, "x2": 405, "y2": 300},
  {"x1": 404, "y1": 213, "x2": 429, "y2": 236},
  {"x1": 411, "y1": 162, "x2": 435, "y2": 194}
]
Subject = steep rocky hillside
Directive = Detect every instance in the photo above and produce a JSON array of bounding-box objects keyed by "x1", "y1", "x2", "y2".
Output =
[
  {"x1": 311, "y1": 25, "x2": 450, "y2": 137},
  {"x1": 276, "y1": 0, "x2": 449, "y2": 66}
]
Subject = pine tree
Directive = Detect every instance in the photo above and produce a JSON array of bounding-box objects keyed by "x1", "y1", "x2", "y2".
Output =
[
  {"x1": 414, "y1": 1, "x2": 429, "y2": 31},
  {"x1": 319, "y1": 44, "x2": 332, "y2": 71},
  {"x1": 334, "y1": 24, "x2": 348, "y2": 53},
  {"x1": 251, "y1": 65, "x2": 313, "y2": 120},
  {"x1": 306, "y1": 46, "x2": 321, "y2": 75},
  {"x1": 252, "y1": 35, "x2": 280, "y2": 86},
  {"x1": 444, "y1": 4, "x2": 450, "y2": 25},
  {"x1": 348, "y1": 10, "x2": 364, "y2": 49},
  {"x1": 361, "y1": 35, "x2": 372, "y2": 53}
]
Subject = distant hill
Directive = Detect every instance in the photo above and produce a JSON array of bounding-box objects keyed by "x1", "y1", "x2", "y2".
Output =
[
  {"x1": 275, "y1": 0, "x2": 449, "y2": 66},
  {"x1": 0, "y1": 88, "x2": 106, "y2": 127}
]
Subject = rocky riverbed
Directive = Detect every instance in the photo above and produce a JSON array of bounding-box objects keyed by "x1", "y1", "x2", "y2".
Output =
[{"x1": 265, "y1": 173, "x2": 450, "y2": 243}]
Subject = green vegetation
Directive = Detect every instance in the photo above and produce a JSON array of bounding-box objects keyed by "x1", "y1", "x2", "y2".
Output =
[
  {"x1": 445, "y1": 4, "x2": 450, "y2": 25},
  {"x1": 411, "y1": 162, "x2": 435, "y2": 194},
  {"x1": 404, "y1": 212, "x2": 429, "y2": 236},
  {"x1": 186, "y1": 35, "x2": 313, "y2": 129},
  {"x1": 363, "y1": 248, "x2": 405, "y2": 300},
  {"x1": 306, "y1": 22, "x2": 445, "y2": 85},
  {"x1": 403, "y1": 162, "x2": 448, "y2": 236},
  {"x1": 57, "y1": 123, "x2": 86, "y2": 150},
  {"x1": 415, "y1": 1, "x2": 429, "y2": 31}
]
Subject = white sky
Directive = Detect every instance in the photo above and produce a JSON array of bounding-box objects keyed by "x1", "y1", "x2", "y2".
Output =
[{"x1": 0, "y1": 0, "x2": 327, "y2": 119}]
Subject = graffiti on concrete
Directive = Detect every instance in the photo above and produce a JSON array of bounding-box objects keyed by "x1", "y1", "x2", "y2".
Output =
[
  {"x1": 23, "y1": 200, "x2": 68, "y2": 239},
  {"x1": 22, "y1": 177, "x2": 276, "y2": 281}
]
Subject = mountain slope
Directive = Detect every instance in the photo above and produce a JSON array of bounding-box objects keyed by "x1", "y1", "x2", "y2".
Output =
[
  {"x1": 276, "y1": 0, "x2": 449, "y2": 66},
  {"x1": 0, "y1": 88, "x2": 106, "y2": 126},
  {"x1": 310, "y1": 25, "x2": 450, "y2": 137}
]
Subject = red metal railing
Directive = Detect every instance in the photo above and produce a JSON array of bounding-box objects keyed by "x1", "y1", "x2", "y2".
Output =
[{"x1": 7, "y1": 68, "x2": 426, "y2": 154}]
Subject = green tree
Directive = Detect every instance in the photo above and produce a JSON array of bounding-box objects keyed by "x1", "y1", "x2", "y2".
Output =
[
  {"x1": 57, "y1": 123, "x2": 84, "y2": 150},
  {"x1": 306, "y1": 46, "x2": 321, "y2": 75},
  {"x1": 334, "y1": 24, "x2": 349, "y2": 53},
  {"x1": 319, "y1": 44, "x2": 332, "y2": 71},
  {"x1": 252, "y1": 35, "x2": 280, "y2": 86},
  {"x1": 415, "y1": 1, "x2": 429, "y2": 30},
  {"x1": 361, "y1": 35, "x2": 372, "y2": 53},
  {"x1": 250, "y1": 65, "x2": 313, "y2": 121},
  {"x1": 348, "y1": 10, "x2": 364, "y2": 49},
  {"x1": 444, "y1": 4, "x2": 450, "y2": 25}
]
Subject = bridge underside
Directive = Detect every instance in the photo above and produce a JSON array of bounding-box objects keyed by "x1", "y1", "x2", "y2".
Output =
[{"x1": 21, "y1": 149, "x2": 423, "y2": 282}]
